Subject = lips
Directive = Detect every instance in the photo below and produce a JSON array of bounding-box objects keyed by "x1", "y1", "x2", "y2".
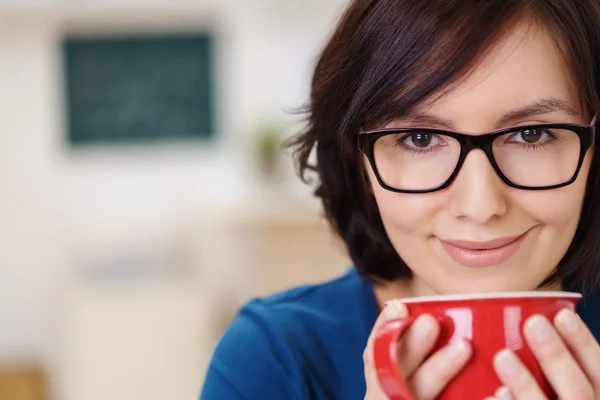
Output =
[
  {"x1": 442, "y1": 235, "x2": 522, "y2": 250},
  {"x1": 439, "y1": 231, "x2": 529, "y2": 268}
]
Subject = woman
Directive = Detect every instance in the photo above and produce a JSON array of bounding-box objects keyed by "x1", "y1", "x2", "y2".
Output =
[{"x1": 201, "y1": 0, "x2": 600, "y2": 399}]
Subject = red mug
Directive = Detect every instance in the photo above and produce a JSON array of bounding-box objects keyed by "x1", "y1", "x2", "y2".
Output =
[{"x1": 373, "y1": 291, "x2": 581, "y2": 400}]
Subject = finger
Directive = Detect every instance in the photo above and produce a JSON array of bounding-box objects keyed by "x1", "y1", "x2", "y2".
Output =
[
  {"x1": 554, "y1": 308, "x2": 600, "y2": 388},
  {"x1": 363, "y1": 301, "x2": 408, "y2": 399},
  {"x1": 397, "y1": 314, "x2": 440, "y2": 377},
  {"x1": 494, "y1": 386, "x2": 514, "y2": 400},
  {"x1": 363, "y1": 300, "x2": 408, "y2": 368},
  {"x1": 483, "y1": 386, "x2": 515, "y2": 400},
  {"x1": 524, "y1": 315, "x2": 594, "y2": 400},
  {"x1": 364, "y1": 361, "x2": 389, "y2": 400},
  {"x1": 407, "y1": 339, "x2": 472, "y2": 400},
  {"x1": 364, "y1": 301, "x2": 409, "y2": 399},
  {"x1": 493, "y1": 349, "x2": 546, "y2": 400}
]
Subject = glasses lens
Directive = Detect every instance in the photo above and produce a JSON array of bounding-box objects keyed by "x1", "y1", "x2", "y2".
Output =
[
  {"x1": 373, "y1": 132, "x2": 461, "y2": 191},
  {"x1": 492, "y1": 128, "x2": 581, "y2": 187}
]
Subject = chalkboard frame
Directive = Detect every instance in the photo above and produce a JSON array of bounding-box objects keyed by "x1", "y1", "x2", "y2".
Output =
[{"x1": 63, "y1": 33, "x2": 216, "y2": 146}]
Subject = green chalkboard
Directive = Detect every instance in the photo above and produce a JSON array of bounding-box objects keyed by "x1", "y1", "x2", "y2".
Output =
[{"x1": 63, "y1": 34, "x2": 215, "y2": 145}]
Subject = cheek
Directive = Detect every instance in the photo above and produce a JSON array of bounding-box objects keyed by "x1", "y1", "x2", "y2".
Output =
[
  {"x1": 367, "y1": 150, "x2": 593, "y2": 244},
  {"x1": 368, "y1": 168, "x2": 443, "y2": 235},
  {"x1": 511, "y1": 188, "x2": 583, "y2": 258},
  {"x1": 510, "y1": 152, "x2": 591, "y2": 230}
]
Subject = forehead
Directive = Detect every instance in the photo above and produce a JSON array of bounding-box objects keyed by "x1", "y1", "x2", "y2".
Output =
[{"x1": 422, "y1": 20, "x2": 582, "y2": 126}]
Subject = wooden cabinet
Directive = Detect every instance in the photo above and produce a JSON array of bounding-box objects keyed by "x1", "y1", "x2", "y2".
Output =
[
  {"x1": 0, "y1": 366, "x2": 46, "y2": 400},
  {"x1": 234, "y1": 215, "x2": 351, "y2": 297}
]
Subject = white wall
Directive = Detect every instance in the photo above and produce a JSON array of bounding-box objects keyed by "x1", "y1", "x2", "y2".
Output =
[
  {"x1": 61, "y1": 0, "x2": 348, "y2": 234},
  {"x1": 0, "y1": 14, "x2": 65, "y2": 362},
  {"x1": 0, "y1": 0, "x2": 350, "y2": 395}
]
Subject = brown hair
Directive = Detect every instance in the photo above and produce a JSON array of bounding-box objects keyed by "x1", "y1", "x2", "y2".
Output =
[{"x1": 288, "y1": 0, "x2": 600, "y2": 295}]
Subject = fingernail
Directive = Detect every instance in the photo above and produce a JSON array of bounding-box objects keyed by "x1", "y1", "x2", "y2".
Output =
[
  {"x1": 555, "y1": 309, "x2": 579, "y2": 336},
  {"x1": 445, "y1": 339, "x2": 468, "y2": 363},
  {"x1": 494, "y1": 349, "x2": 520, "y2": 377},
  {"x1": 525, "y1": 315, "x2": 552, "y2": 343},
  {"x1": 495, "y1": 386, "x2": 514, "y2": 400},
  {"x1": 383, "y1": 301, "x2": 406, "y2": 319},
  {"x1": 413, "y1": 315, "x2": 436, "y2": 344}
]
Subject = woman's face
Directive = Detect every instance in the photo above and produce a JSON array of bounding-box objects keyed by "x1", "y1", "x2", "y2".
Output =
[{"x1": 367, "y1": 21, "x2": 593, "y2": 295}]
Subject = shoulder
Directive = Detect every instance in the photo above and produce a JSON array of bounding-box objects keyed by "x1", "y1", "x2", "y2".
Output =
[
  {"x1": 212, "y1": 267, "x2": 371, "y2": 359},
  {"x1": 200, "y1": 306, "x2": 292, "y2": 400},
  {"x1": 200, "y1": 268, "x2": 376, "y2": 400},
  {"x1": 254, "y1": 267, "x2": 372, "y2": 316},
  {"x1": 240, "y1": 268, "x2": 377, "y2": 342}
]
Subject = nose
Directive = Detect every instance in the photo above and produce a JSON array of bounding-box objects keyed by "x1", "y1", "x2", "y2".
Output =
[{"x1": 447, "y1": 150, "x2": 508, "y2": 224}]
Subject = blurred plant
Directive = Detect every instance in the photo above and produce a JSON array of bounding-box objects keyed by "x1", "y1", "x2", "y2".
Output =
[{"x1": 255, "y1": 122, "x2": 285, "y2": 178}]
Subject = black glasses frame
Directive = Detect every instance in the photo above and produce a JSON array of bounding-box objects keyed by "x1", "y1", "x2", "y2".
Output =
[{"x1": 358, "y1": 122, "x2": 596, "y2": 194}]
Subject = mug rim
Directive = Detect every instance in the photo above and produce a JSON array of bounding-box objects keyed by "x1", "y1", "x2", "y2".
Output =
[{"x1": 400, "y1": 291, "x2": 582, "y2": 304}]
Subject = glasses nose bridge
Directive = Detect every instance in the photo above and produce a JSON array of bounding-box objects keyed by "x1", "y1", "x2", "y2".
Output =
[
  {"x1": 460, "y1": 134, "x2": 497, "y2": 169},
  {"x1": 463, "y1": 134, "x2": 491, "y2": 151}
]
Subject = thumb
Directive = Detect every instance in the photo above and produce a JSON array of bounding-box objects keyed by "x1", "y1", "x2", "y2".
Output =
[
  {"x1": 365, "y1": 300, "x2": 409, "y2": 366},
  {"x1": 364, "y1": 301, "x2": 409, "y2": 399}
]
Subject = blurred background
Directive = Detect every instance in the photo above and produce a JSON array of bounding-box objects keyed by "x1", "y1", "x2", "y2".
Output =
[{"x1": 0, "y1": 1, "x2": 353, "y2": 399}]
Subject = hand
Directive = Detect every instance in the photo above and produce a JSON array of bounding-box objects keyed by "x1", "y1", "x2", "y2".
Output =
[
  {"x1": 484, "y1": 309, "x2": 600, "y2": 400},
  {"x1": 363, "y1": 300, "x2": 472, "y2": 400}
]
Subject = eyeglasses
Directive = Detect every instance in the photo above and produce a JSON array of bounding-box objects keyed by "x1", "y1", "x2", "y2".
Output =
[{"x1": 358, "y1": 119, "x2": 596, "y2": 194}]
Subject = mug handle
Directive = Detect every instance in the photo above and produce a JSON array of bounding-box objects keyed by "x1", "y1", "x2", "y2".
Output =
[{"x1": 373, "y1": 317, "x2": 417, "y2": 400}]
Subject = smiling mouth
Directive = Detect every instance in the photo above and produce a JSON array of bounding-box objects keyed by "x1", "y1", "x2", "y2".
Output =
[
  {"x1": 441, "y1": 234, "x2": 524, "y2": 250},
  {"x1": 439, "y1": 230, "x2": 530, "y2": 268}
]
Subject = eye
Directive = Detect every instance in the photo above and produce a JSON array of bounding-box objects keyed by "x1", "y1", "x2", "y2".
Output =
[
  {"x1": 409, "y1": 133, "x2": 433, "y2": 147},
  {"x1": 394, "y1": 131, "x2": 446, "y2": 151},
  {"x1": 517, "y1": 128, "x2": 544, "y2": 143}
]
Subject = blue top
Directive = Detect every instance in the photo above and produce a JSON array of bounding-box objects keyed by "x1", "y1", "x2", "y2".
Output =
[{"x1": 200, "y1": 268, "x2": 600, "y2": 400}]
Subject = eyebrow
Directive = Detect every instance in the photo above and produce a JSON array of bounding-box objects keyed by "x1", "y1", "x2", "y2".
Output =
[
  {"x1": 397, "y1": 97, "x2": 581, "y2": 130},
  {"x1": 498, "y1": 97, "x2": 581, "y2": 124},
  {"x1": 395, "y1": 112, "x2": 455, "y2": 130}
]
